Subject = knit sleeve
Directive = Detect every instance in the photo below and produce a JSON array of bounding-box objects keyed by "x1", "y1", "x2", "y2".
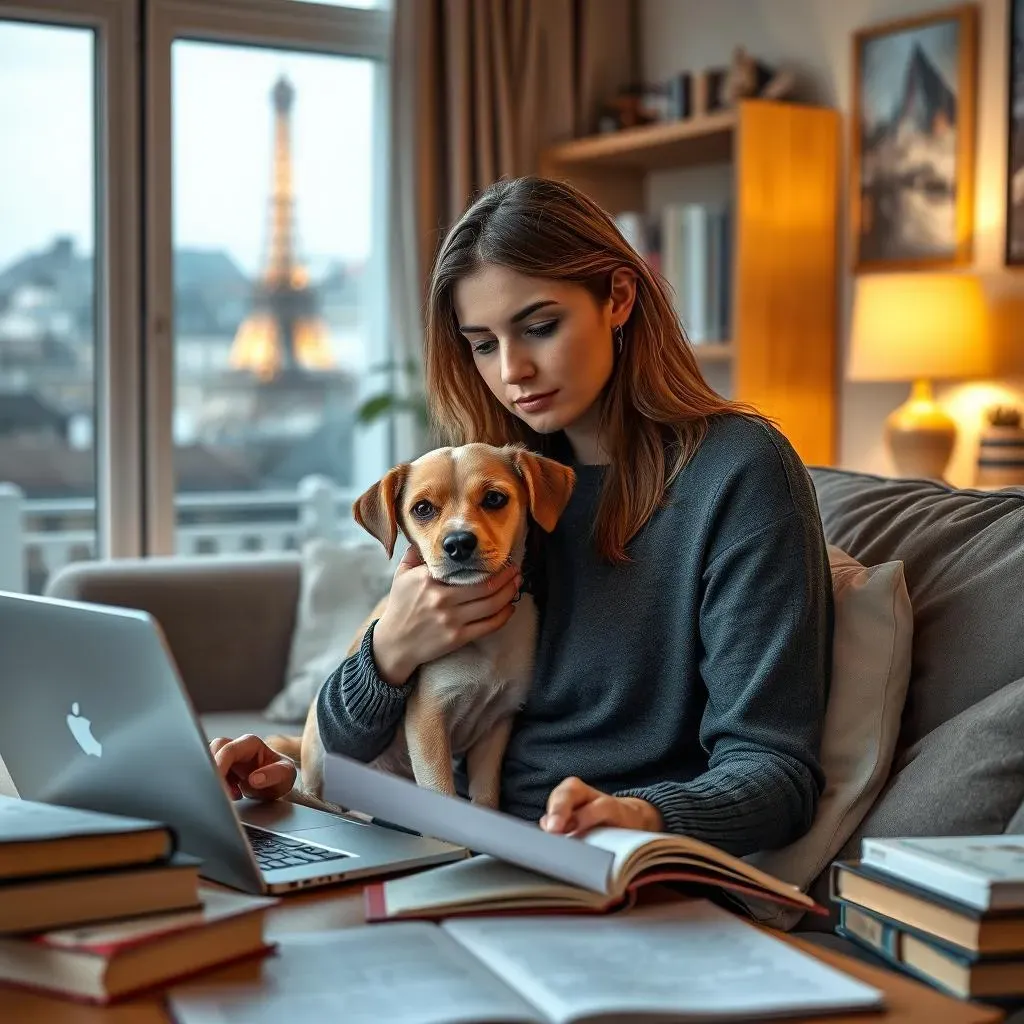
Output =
[
  {"x1": 615, "y1": 508, "x2": 831, "y2": 856},
  {"x1": 315, "y1": 618, "x2": 415, "y2": 763}
]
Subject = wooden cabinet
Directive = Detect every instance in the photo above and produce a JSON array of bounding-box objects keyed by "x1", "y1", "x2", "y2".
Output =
[{"x1": 540, "y1": 99, "x2": 840, "y2": 467}]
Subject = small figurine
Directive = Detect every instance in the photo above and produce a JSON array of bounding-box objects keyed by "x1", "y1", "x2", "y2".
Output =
[{"x1": 719, "y1": 47, "x2": 796, "y2": 108}]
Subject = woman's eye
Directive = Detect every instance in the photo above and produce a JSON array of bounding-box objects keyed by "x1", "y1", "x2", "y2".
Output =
[
  {"x1": 481, "y1": 490, "x2": 509, "y2": 510},
  {"x1": 471, "y1": 340, "x2": 497, "y2": 356},
  {"x1": 411, "y1": 500, "x2": 435, "y2": 519},
  {"x1": 525, "y1": 319, "x2": 558, "y2": 339}
]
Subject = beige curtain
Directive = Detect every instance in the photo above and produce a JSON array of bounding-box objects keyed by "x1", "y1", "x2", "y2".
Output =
[{"x1": 386, "y1": 0, "x2": 638, "y2": 459}]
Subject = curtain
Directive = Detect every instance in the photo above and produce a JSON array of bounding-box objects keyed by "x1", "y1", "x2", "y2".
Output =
[{"x1": 385, "y1": 0, "x2": 638, "y2": 460}]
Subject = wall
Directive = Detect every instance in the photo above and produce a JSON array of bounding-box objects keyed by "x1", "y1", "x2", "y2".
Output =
[{"x1": 642, "y1": 0, "x2": 1024, "y2": 485}]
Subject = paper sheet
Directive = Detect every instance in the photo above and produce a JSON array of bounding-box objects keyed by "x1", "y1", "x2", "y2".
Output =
[
  {"x1": 168, "y1": 925, "x2": 540, "y2": 1024},
  {"x1": 443, "y1": 900, "x2": 886, "y2": 1024}
]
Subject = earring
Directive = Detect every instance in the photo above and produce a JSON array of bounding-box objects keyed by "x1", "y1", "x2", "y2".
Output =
[{"x1": 614, "y1": 324, "x2": 624, "y2": 355}]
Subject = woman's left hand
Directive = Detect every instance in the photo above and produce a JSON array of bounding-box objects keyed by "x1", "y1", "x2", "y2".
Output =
[{"x1": 540, "y1": 777, "x2": 663, "y2": 836}]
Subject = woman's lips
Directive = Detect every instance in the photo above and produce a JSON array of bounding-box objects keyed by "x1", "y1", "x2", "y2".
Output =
[{"x1": 514, "y1": 390, "x2": 558, "y2": 413}]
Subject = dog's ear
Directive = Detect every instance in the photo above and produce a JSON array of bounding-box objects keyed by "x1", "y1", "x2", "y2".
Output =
[
  {"x1": 352, "y1": 464, "x2": 409, "y2": 557},
  {"x1": 512, "y1": 450, "x2": 576, "y2": 533}
]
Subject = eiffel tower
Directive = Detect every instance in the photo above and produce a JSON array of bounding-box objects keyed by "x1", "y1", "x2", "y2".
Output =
[{"x1": 230, "y1": 75, "x2": 333, "y2": 382}]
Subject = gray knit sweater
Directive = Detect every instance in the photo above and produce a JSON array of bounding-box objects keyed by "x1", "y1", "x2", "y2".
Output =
[{"x1": 316, "y1": 414, "x2": 832, "y2": 856}]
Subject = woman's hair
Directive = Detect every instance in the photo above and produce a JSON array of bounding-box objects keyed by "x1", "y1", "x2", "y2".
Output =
[{"x1": 425, "y1": 175, "x2": 763, "y2": 564}]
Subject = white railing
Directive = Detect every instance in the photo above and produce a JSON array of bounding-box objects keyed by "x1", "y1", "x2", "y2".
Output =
[{"x1": 0, "y1": 475, "x2": 360, "y2": 595}]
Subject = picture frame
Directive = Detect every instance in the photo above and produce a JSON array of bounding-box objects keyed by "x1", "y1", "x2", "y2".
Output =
[
  {"x1": 850, "y1": 4, "x2": 978, "y2": 272},
  {"x1": 1007, "y1": 0, "x2": 1024, "y2": 265}
]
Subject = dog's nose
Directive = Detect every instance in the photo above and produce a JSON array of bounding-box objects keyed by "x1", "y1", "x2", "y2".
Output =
[{"x1": 442, "y1": 531, "x2": 478, "y2": 562}]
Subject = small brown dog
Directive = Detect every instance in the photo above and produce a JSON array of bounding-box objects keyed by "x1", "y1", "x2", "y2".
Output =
[{"x1": 269, "y1": 442, "x2": 575, "y2": 809}]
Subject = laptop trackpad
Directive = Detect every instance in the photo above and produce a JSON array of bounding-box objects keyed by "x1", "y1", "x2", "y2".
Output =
[{"x1": 237, "y1": 797, "x2": 368, "y2": 834}]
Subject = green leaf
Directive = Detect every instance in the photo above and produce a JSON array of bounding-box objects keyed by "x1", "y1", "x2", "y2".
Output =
[{"x1": 356, "y1": 392, "x2": 431, "y2": 426}]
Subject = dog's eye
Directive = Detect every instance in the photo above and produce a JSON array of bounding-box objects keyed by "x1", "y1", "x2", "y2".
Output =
[
  {"x1": 481, "y1": 490, "x2": 509, "y2": 510},
  {"x1": 411, "y1": 500, "x2": 435, "y2": 519}
]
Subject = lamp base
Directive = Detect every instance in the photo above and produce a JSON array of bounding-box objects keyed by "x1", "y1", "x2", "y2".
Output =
[{"x1": 884, "y1": 379, "x2": 956, "y2": 481}]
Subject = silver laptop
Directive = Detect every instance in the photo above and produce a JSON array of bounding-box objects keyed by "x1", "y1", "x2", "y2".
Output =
[{"x1": 0, "y1": 590, "x2": 465, "y2": 894}]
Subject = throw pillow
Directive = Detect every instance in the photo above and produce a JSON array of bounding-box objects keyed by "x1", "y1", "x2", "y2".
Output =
[
  {"x1": 744, "y1": 544, "x2": 913, "y2": 930},
  {"x1": 1007, "y1": 796, "x2": 1024, "y2": 836},
  {"x1": 263, "y1": 538, "x2": 396, "y2": 723},
  {"x1": 830, "y1": 672, "x2": 1024, "y2": 862}
]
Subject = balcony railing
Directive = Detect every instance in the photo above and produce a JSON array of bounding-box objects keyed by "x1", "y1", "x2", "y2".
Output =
[{"x1": 0, "y1": 476, "x2": 360, "y2": 595}]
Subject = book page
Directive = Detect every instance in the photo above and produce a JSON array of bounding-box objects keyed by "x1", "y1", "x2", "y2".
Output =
[
  {"x1": 443, "y1": 900, "x2": 884, "y2": 1024},
  {"x1": 583, "y1": 828, "x2": 814, "y2": 908},
  {"x1": 381, "y1": 855, "x2": 604, "y2": 918},
  {"x1": 168, "y1": 923, "x2": 543, "y2": 1024},
  {"x1": 323, "y1": 752, "x2": 613, "y2": 893}
]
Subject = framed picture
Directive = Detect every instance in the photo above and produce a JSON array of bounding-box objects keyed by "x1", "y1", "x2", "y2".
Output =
[
  {"x1": 851, "y1": 5, "x2": 978, "y2": 271},
  {"x1": 1007, "y1": 0, "x2": 1024, "y2": 265}
]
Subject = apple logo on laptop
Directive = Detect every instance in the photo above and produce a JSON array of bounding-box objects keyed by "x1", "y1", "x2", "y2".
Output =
[{"x1": 67, "y1": 703, "x2": 102, "y2": 757}]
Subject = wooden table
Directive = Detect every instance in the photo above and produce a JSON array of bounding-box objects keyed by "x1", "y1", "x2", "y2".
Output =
[{"x1": 0, "y1": 882, "x2": 1006, "y2": 1024}]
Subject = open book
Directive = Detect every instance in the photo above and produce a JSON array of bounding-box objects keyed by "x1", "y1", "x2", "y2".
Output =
[
  {"x1": 169, "y1": 900, "x2": 884, "y2": 1024},
  {"x1": 322, "y1": 752, "x2": 822, "y2": 920}
]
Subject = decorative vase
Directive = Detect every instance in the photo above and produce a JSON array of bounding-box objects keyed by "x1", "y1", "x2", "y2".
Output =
[{"x1": 976, "y1": 407, "x2": 1024, "y2": 488}]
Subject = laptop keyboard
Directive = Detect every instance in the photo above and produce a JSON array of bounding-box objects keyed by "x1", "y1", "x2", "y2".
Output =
[{"x1": 243, "y1": 825, "x2": 350, "y2": 872}]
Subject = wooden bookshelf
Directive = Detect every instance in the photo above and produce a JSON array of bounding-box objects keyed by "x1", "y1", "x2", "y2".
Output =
[
  {"x1": 540, "y1": 100, "x2": 840, "y2": 468},
  {"x1": 543, "y1": 111, "x2": 736, "y2": 172}
]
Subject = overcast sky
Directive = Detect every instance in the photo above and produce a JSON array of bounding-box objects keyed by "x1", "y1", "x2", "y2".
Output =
[{"x1": 0, "y1": 11, "x2": 380, "y2": 276}]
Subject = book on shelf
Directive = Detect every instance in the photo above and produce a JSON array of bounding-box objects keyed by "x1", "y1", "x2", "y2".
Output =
[
  {"x1": 0, "y1": 852, "x2": 202, "y2": 935},
  {"x1": 613, "y1": 202, "x2": 733, "y2": 346},
  {"x1": 838, "y1": 902, "x2": 1024, "y2": 1002},
  {"x1": 321, "y1": 751, "x2": 823, "y2": 922},
  {"x1": 169, "y1": 900, "x2": 885, "y2": 1024},
  {"x1": 0, "y1": 887, "x2": 276, "y2": 1004},
  {"x1": 860, "y1": 835, "x2": 1024, "y2": 912},
  {"x1": 0, "y1": 793, "x2": 175, "y2": 881},
  {"x1": 830, "y1": 860, "x2": 1024, "y2": 957}
]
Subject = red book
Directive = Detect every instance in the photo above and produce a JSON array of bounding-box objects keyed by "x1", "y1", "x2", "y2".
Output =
[{"x1": 0, "y1": 887, "x2": 277, "y2": 1004}]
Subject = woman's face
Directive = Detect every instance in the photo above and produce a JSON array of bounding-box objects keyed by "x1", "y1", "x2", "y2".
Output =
[{"x1": 453, "y1": 264, "x2": 622, "y2": 437}]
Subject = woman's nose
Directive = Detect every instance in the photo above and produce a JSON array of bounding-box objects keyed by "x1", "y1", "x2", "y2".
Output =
[{"x1": 500, "y1": 342, "x2": 534, "y2": 384}]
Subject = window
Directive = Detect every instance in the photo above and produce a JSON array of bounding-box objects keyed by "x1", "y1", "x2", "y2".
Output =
[
  {"x1": 169, "y1": 41, "x2": 381, "y2": 556},
  {"x1": 145, "y1": 0, "x2": 392, "y2": 558},
  {"x1": 0, "y1": 0, "x2": 391, "y2": 591},
  {"x1": 0, "y1": 18, "x2": 99, "y2": 593}
]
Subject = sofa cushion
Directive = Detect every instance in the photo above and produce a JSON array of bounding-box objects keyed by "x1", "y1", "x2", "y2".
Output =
[
  {"x1": 1008, "y1": 799, "x2": 1024, "y2": 835},
  {"x1": 810, "y1": 468, "x2": 1024, "y2": 752},
  {"x1": 746, "y1": 544, "x2": 913, "y2": 929},
  {"x1": 845, "y1": 674, "x2": 1024, "y2": 841},
  {"x1": 264, "y1": 538, "x2": 395, "y2": 723},
  {"x1": 804, "y1": 673, "x2": 1024, "y2": 926}
]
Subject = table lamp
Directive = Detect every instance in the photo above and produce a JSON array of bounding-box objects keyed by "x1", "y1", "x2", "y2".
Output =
[{"x1": 848, "y1": 273, "x2": 993, "y2": 481}]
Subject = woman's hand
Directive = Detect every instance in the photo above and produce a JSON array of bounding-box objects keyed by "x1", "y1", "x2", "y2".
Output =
[
  {"x1": 540, "y1": 777, "x2": 663, "y2": 836},
  {"x1": 372, "y1": 544, "x2": 522, "y2": 686},
  {"x1": 209, "y1": 734, "x2": 297, "y2": 802}
]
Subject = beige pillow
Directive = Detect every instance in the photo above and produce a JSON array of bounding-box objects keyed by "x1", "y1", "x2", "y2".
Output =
[
  {"x1": 264, "y1": 538, "x2": 396, "y2": 723},
  {"x1": 743, "y1": 544, "x2": 913, "y2": 929}
]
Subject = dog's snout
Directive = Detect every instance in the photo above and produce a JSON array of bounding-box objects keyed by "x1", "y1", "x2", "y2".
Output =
[{"x1": 442, "y1": 530, "x2": 478, "y2": 562}]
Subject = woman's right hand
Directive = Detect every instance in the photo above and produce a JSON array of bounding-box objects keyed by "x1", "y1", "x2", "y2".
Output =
[
  {"x1": 210, "y1": 734, "x2": 297, "y2": 802},
  {"x1": 371, "y1": 544, "x2": 522, "y2": 687}
]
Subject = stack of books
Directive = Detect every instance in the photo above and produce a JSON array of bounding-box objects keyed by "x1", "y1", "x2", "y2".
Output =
[
  {"x1": 831, "y1": 835, "x2": 1024, "y2": 1002},
  {"x1": 0, "y1": 794, "x2": 274, "y2": 1003}
]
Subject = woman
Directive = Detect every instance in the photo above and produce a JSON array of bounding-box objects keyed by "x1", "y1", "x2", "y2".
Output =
[{"x1": 212, "y1": 176, "x2": 832, "y2": 856}]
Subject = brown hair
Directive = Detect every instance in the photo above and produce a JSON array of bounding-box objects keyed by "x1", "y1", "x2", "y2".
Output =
[{"x1": 425, "y1": 175, "x2": 762, "y2": 564}]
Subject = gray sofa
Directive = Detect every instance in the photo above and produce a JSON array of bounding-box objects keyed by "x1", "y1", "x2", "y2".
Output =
[{"x1": 21, "y1": 469, "x2": 1024, "y2": 926}]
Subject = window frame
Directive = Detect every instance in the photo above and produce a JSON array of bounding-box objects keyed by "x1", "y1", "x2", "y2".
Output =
[{"x1": 144, "y1": 0, "x2": 392, "y2": 554}]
